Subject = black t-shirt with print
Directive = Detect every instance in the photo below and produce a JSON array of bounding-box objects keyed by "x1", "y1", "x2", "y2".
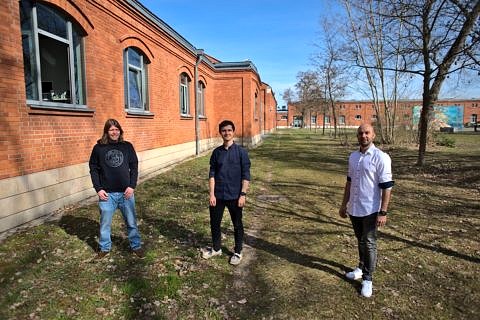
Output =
[{"x1": 89, "y1": 141, "x2": 138, "y2": 193}]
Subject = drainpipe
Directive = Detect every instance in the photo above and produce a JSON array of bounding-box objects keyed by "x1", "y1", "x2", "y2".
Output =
[{"x1": 194, "y1": 49, "x2": 204, "y2": 155}]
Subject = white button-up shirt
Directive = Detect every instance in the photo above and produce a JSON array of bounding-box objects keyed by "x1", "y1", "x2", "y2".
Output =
[{"x1": 347, "y1": 144, "x2": 393, "y2": 217}]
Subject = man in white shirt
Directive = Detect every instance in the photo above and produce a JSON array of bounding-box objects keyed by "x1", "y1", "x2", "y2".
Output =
[{"x1": 339, "y1": 124, "x2": 394, "y2": 298}]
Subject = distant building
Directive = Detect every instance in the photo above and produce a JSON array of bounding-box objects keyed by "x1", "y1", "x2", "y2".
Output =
[
  {"x1": 0, "y1": 0, "x2": 277, "y2": 233},
  {"x1": 283, "y1": 99, "x2": 479, "y2": 130}
]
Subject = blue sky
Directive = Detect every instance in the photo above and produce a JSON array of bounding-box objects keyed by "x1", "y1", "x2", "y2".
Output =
[
  {"x1": 139, "y1": 0, "x2": 329, "y2": 107},
  {"x1": 138, "y1": 0, "x2": 478, "y2": 105}
]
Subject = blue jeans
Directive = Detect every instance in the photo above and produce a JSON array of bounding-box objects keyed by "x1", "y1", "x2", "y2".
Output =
[
  {"x1": 349, "y1": 213, "x2": 378, "y2": 281},
  {"x1": 98, "y1": 192, "x2": 142, "y2": 252}
]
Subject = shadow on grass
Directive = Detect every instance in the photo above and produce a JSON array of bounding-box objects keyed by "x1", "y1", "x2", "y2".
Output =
[
  {"x1": 379, "y1": 231, "x2": 480, "y2": 264},
  {"x1": 244, "y1": 233, "x2": 348, "y2": 279},
  {"x1": 58, "y1": 215, "x2": 99, "y2": 251}
]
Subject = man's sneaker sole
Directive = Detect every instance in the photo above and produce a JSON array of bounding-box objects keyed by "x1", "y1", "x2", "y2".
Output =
[
  {"x1": 346, "y1": 268, "x2": 363, "y2": 280},
  {"x1": 202, "y1": 248, "x2": 222, "y2": 259}
]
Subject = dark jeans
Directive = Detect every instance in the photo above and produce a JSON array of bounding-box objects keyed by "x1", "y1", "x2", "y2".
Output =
[
  {"x1": 349, "y1": 213, "x2": 378, "y2": 281},
  {"x1": 209, "y1": 199, "x2": 244, "y2": 254}
]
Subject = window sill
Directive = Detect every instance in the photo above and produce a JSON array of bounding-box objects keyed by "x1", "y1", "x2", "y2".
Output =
[
  {"x1": 180, "y1": 114, "x2": 193, "y2": 119},
  {"x1": 199, "y1": 115, "x2": 207, "y2": 121},
  {"x1": 27, "y1": 101, "x2": 94, "y2": 116},
  {"x1": 126, "y1": 109, "x2": 154, "y2": 118}
]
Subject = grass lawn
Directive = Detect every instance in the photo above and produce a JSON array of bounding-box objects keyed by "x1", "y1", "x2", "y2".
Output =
[{"x1": 1, "y1": 129, "x2": 479, "y2": 319}]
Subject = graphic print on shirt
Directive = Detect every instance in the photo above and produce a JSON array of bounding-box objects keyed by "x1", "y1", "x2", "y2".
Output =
[{"x1": 105, "y1": 149, "x2": 124, "y2": 168}]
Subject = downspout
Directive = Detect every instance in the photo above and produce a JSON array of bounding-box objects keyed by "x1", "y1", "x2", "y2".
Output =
[
  {"x1": 194, "y1": 49, "x2": 204, "y2": 155},
  {"x1": 242, "y1": 79, "x2": 244, "y2": 147}
]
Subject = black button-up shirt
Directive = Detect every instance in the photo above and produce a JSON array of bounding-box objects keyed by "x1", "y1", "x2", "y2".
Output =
[{"x1": 209, "y1": 142, "x2": 251, "y2": 200}]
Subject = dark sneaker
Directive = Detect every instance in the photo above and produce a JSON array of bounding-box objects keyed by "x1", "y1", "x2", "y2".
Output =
[
  {"x1": 132, "y1": 248, "x2": 145, "y2": 259},
  {"x1": 95, "y1": 251, "x2": 110, "y2": 260}
]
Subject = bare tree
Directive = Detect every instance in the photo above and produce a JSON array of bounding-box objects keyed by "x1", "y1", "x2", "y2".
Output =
[
  {"x1": 313, "y1": 18, "x2": 348, "y2": 139},
  {"x1": 294, "y1": 71, "x2": 324, "y2": 128},
  {"x1": 342, "y1": 0, "x2": 413, "y2": 144},
  {"x1": 343, "y1": 0, "x2": 480, "y2": 165}
]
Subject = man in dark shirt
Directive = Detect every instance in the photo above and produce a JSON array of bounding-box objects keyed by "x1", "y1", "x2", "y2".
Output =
[
  {"x1": 89, "y1": 119, "x2": 144, "y2": 260},
  {"x1": 202, "y1": 120, "x2": 251, "y2": 265}
]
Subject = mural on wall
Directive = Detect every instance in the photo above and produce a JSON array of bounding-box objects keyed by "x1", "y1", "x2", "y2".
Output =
[{"x1": 412, "y1": 105, "x2": 464, "y2": 131}]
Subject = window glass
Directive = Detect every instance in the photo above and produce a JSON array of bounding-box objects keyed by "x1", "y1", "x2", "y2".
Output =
[
  {"x1": 37, "y1": 3, "x2": 68, "y2": 39},
  {"x1": 20, "y1": 0, "x2": 38, "y2": 100},
  {"x1": 39, "y1": 34, "x2": 71, "y2": 102},
  {"x1": 197, "y1": 81, "x2": 205, "y2": 116},
  {"x1": 128, "y1": 70, "x2": 142, "y2": 108},
  {"x1": 20, "y1": 0, "x2": 86, "y2": 106},
  {"x1": 128, "y1": 48, "x2": 142, "y2": 68},
  {"x1": 72, "y1": 25, "x2": 85, "y2": 104},
  {"x1": 124, "y1": 47, "x2": 148, "y2": 110},
  {"x1": 180, "y1": 73, "x2": 189, "y2": 114}
]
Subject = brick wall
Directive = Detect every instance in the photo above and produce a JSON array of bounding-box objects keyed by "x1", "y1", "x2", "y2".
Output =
[{"x1": 0, "y1": 0, "x2": 277, "y2": 232}]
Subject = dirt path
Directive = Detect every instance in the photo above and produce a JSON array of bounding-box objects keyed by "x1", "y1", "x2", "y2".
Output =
[{"x1": 225, "y1": 169, "x2": 273, "y2": 317}]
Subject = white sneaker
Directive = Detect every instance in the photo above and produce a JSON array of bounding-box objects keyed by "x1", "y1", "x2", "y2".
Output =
[
  {"x1": 229, "y1": 253, "x2": 242, "y2": 265},
  {"x1": 346, "y1": 267, "x2": 363, "y2": 280},
  {"x1": 202, "y1": 248, "x2": 222, "y2": 259},
  {"x1": 361, "y1": 280, "x2": 373, "y2": 298}
]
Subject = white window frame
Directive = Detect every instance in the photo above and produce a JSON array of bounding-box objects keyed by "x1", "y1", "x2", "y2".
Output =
[
  {"x1": 21, "y1": 0, "x2": 86, "y2": 107},
  {"x1": 197, "y1": 81, "x2": 205, "y2": 117},
  {"x1": 124, "y1": 47, "x2": 149, "y2": 111},
  {"x1": 180, "y1": 73, "x2": 190, "y2": 115},
  {"x1": 355, "y1": 114, "x2": 362, "y2": 120}
]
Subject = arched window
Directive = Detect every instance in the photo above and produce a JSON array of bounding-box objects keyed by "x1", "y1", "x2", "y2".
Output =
[
  {"x1": 20, "y1": 0, "x2": 86, "y2": 106},
  {"x1": 124, "y1": 47, "x2": 149, "y2": 110},
  {"x1": 197, "y1": 81, "x2": 205, "y2": 117},
  {"x1": 179, "y1": 73, "x2": 190, "y2": 115}
]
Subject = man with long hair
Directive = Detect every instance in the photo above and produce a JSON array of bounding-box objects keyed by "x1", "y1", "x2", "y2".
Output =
[{"x1": 89, "y1": 119, "x2": 144, "y2": 259}]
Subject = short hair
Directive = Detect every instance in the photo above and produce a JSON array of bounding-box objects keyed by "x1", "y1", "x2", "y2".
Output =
[
  {"x1": 100, "y1": 118, "x2": 124, "y2": 144},
  {"x1": 219, "y1": 120, "x2": 235, "y2": 132}
]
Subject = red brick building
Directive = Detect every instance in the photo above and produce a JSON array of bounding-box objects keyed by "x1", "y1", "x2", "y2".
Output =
[
  {"x1": 283, "y1": 99, "x2": 479, "y2": 129},
  {"x1": 0, "y1": 0, "x2": 277, "y2": 232}
]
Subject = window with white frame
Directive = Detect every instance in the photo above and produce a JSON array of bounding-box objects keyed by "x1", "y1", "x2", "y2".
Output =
[
  {"x1": 20, "y1": 0, "x2": 86, "y2": 106},
  {"x1": 254, "y1": 92, "x2": 258, "y2": 119},
  {"x1": 179, "y1": 73, "x2": 190, "y2": 115},
  {"x1": 324, "y1": 115, "x2": 330, "y2": 124},
  {"x1": 355, "y1": 114, "x2": 362, "y2": 120},
  {"x1": 471, "y1": 114, "x2": 477, "y2": 123},
  {"x1": 124, "y1": 47, "x2": 149, "y2": 110},
  {"x1": 197, "y1": 81, "x2": 205, "y2": 116},
  {"x1": 311, "y1": 115, "x2": 317, "y2": 124},
  {"x1": 339, "y1": 115, "x2": 345, "y2": 124}
]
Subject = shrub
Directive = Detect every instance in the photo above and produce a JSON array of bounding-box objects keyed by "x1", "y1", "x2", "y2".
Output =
[{"x1": 435, "y1": 134, "x2": 456, "y2": 148}]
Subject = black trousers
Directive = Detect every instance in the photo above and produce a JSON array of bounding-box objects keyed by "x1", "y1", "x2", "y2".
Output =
[
  {"x1": 209, "y1": 198, "x2": 244, "y2": 254},
  {"x1": 349, "y1": 212, "x2": 378, "y2": 281}
]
